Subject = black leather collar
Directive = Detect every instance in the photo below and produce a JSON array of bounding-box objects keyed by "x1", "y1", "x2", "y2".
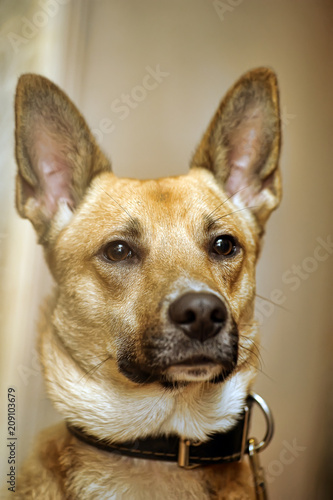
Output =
[{"x1": 67, "y1": 397, "x2": 254, "y2": 469}]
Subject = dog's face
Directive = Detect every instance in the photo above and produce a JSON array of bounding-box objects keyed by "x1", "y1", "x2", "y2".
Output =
[
  {"x1": 14, "y1": 69, "x2": 281, "y2": 413},
  {"x1": 46, "y1": 170, "x2": 260, "y2": 388}
]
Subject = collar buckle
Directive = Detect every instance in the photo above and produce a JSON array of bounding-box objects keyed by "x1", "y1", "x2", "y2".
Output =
[
  {"x1": 178, "y1": 437, "x2": 202, "y2": 469},
  {"x1": 178, "y1": 437, "x2": 191, "y2": 468}
]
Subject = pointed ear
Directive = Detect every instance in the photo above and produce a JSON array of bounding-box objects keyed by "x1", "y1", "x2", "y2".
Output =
[
  {"x1": 191, "y1": 68, "x2": 281, "y2": 228},
  {"x1": 15, "y1": 74, "x2": 112, "y2": 243}
]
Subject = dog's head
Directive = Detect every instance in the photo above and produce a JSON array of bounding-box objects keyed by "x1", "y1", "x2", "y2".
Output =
[{"x1": 15, "y1": 69, "x2": 281, "y2": 401}]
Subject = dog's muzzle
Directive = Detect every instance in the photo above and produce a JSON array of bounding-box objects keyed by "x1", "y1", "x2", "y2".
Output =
[{"x1": 117, "y1": 291, "x2": 238, "y2": 386}]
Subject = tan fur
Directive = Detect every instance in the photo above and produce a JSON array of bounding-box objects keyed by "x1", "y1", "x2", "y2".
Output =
[{"x1": 13, "y1": 68, "x2": 281, "y2": 499}]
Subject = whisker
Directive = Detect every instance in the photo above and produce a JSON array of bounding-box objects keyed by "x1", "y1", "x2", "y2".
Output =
[
  {"x1": 215, "y1": 206, "x2": 258, "y2": 221},
  {"x1": 238, "y1": 335, "x2": 276, "y2": 382},
  {"x1": 206, "y1": 186, "x2": 252, "y2": 220},
  {"x1": 255, "y1": 294, "x2": 290, "y2": 312},
  {"x1": 241, "y1": 358, "x2": 274, "y2": 382},
  {"x1": 239, "y1": 336, "x2": 261, "y2": 356},
  {"x1": 99, "y1": 184, "x2": 136, "y2": 223},
  {"x1": 206, "y1": 206, "x2": 259, "y2": 230},
  {"x1": 146, "y1": 390, "x2": 168, "y2": 413},
  {"x1": 239, "y1": 344, "x2": 262, "y2": 370},
  {"x1": 78, "y1": 355, "x2": 113, "y2": 384},
  {"x1": 238, "y1": 333, "x2": 264, "y2": 370}
]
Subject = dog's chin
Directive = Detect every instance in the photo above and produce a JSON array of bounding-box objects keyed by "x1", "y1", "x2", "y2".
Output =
[{"x1": 164, "y1": 360, "x2": 223, "y2": 383}]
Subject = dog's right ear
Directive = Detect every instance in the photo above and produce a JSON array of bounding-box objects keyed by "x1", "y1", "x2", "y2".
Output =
[{"x1": 15, "y1": 74, "x2": 112, "y2": 243}]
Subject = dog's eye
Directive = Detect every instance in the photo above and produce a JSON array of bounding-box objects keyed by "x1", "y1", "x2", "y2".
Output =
[
  {"x1": 212, "y1": 236, "x2": 237, "y2": 257},
  {"x1": 103, "y1": 241, "x2": 133, "y2": 262}
]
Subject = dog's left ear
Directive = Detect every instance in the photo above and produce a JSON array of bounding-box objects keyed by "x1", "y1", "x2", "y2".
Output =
[{"x1": 191, "y1": 68, "x2": 281, "y2": 228}]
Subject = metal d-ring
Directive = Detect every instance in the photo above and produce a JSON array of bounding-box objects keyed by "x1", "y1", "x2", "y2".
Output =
[{"x1": 248, "y1": 392, "x2": 274, "y2": 453}]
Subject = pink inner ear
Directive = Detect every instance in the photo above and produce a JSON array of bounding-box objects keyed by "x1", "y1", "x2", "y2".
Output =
[
  {"x1": 34, "y1": 131, "x2": 73, "y2": 216},
  {"x1": 225, "y1": 111, "x2": 263, "y2": 195}
]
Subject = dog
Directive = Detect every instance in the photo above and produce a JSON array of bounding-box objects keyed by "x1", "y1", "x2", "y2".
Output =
[{"x1": 13, "y1": 67, "x2": 281, "y2": 499}]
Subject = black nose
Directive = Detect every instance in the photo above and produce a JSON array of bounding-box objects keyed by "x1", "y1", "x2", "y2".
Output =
[{"x1": 169, "y1": 292, "x2": 228, "y2": 342}]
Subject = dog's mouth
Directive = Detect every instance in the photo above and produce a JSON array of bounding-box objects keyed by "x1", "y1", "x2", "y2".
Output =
[
  {"x1": 171, "y1": 355, "x2": 215, "y2": 366},
  {"x1": 118, "y1": 353, "x2": 236, "y2": 386},
  {"x1": 164, "y1": 355, "x2": 229, "y2": 382}
]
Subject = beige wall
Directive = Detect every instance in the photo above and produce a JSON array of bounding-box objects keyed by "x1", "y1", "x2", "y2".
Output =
[
  {"x1": 0, "y1": 0, "x2": 87, "y2": 486},
  {"x1": 1, "y1": 1, "x2": 332, "y2": 499}
]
